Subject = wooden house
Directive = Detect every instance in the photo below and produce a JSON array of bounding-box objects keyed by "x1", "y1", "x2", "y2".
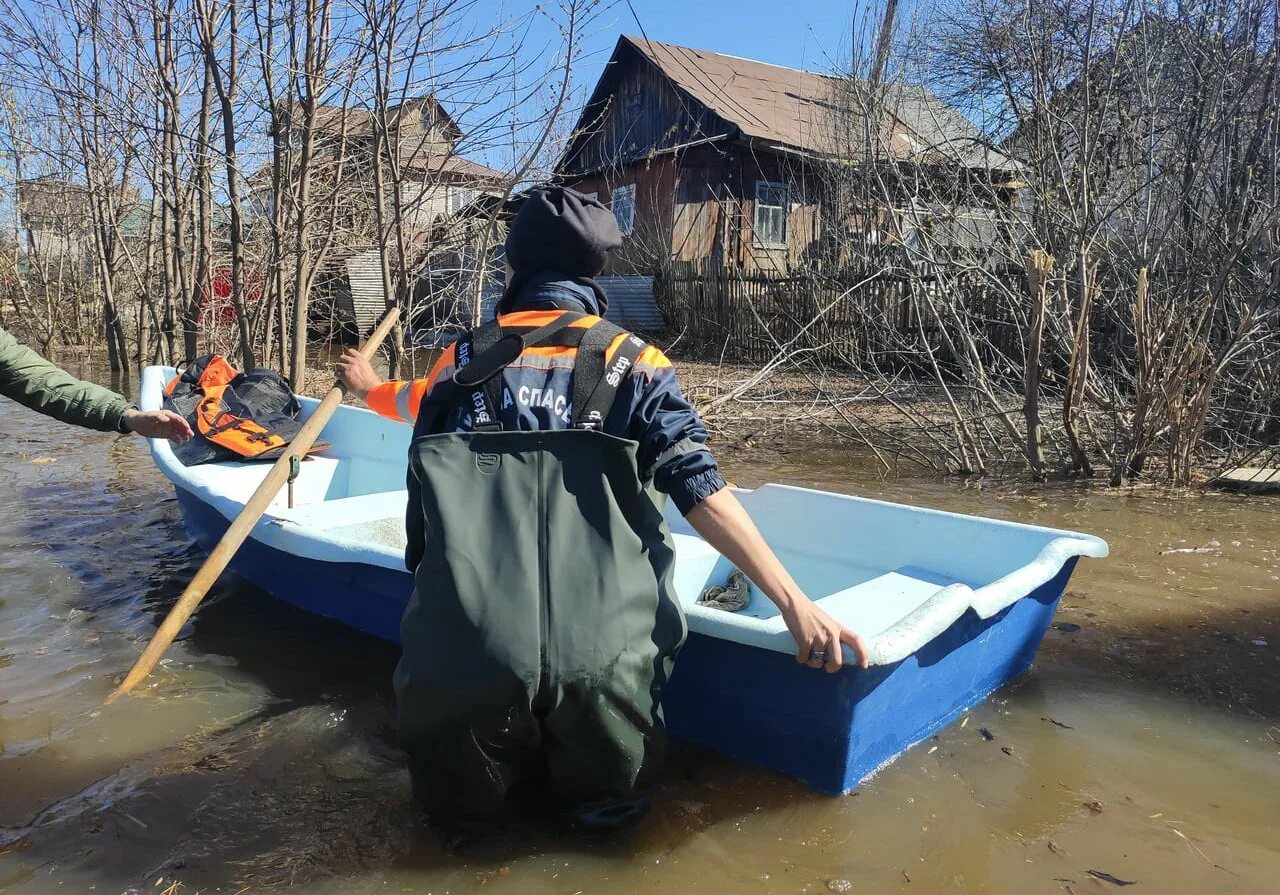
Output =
[
  {"x1": 275, "y1": 95, "x2": 509, "y2": 334},
  {"x1": 301, "y1": 94, "x2": 507, "y2": 236},
  {"x1": 554, "y1": 37, "x2": 1023, "y2": 275}
]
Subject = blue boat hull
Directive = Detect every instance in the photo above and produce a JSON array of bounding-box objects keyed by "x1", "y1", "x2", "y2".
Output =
[
  {"x1": 663, "y1": 562, "x2": 1074, "y2": 793},
  {"x1": 177, "y1": 487, "x2": 411, "y2": 642},
  {"x1": 175, "y1": 485, "x2": 1072, "y2": 794}
]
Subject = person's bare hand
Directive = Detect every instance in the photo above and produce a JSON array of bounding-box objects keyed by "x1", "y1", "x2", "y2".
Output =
[
  {"x1": 121, "y1": 409, "x2": 193, "y2": 443},
  {"x1": 335, "y1": 349, "x2": 382, "y2": 402},
  {"x1": 780, "y1": 597, "x2": 869, "y2": 672}
]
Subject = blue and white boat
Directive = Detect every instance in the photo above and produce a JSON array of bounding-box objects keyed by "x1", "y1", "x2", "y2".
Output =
[{"x1": 139, "y1": 365, "x2": 1108, "y2": 795}]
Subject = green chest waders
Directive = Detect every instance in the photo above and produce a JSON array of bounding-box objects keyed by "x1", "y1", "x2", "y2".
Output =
[{"x1": 393, "y1": 314, "x2": 687, "y2": 830}]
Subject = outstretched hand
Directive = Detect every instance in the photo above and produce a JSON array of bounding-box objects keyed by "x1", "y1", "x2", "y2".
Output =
[{"x1": 122, "y1": 408, "x2": 193, "y2": 443}]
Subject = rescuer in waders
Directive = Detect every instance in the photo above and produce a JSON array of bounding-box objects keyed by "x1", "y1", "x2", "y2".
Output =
[{"x1": 337, "y1": 187, "x2": 868, "y2": 836}]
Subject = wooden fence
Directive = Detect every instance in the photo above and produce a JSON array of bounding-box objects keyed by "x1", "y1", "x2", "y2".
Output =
[{"x1": 655, "y1": 258, "x2": 1028, "y2": 370}]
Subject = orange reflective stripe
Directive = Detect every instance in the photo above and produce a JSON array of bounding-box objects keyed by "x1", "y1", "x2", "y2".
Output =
[
  {"x1": 521, "y1": 345, "x2": 579, "y2": 358},
  {"x1": 634, "y1": 344, "x2": 672, "y2": 370},
  {"x1": 365, "y1": 343, "x2": 459, "y2": 424},
  {"x1": 600, "y1": 335, "x2": 671, "y2": 378},
  {"x1": 404, "y1": 380, "x2": 430, "y2": 419},
  {"x1": 423, "y1": 342, "x2": 457, "y2": 392},
  {"x1": 497, "y1": 310, "x2": 601, "y2": 329}
]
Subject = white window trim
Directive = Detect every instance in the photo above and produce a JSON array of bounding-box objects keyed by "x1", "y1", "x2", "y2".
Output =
[
  {"x1": 754, "y1": 180, "x2": 789, "y2": 248},
  {"x1": 447, "y1": 184, "x2": 476, "y2": 214},
  {"x1": 611, "y1": 183, "x2": 636, "y2": 236}
]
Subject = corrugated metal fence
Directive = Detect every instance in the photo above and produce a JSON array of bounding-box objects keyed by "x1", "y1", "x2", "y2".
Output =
[
  {"x1": 341, "y1": 250, "x2": 390, "y2": 335},
  {"x1": 598, "y1": 276, "x2": 664, "y2": 332}
]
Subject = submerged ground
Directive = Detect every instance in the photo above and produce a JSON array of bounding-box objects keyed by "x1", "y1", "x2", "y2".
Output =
[{"x1": 1, "y1": 359, "x2": 1278, "y2": 894}]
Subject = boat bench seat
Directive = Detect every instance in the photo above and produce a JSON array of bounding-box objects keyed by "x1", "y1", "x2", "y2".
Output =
[{"x1": 272, "y1": 489, "x2": 411, "y2": 554}]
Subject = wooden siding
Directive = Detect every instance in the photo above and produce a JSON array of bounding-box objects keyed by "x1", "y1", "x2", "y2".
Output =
[
  {"x1": 564, "y1": 147, "x2": 830, "y2": 276},
  {"x1": 556, "y1": 43, "x2": 833, "y2": 275},
  {"x1": 561, "y1": 156, "x2": 679, "y2": 276},
  {"x1": 560, "y1": 44, "x2": 731, "y2": 177}
]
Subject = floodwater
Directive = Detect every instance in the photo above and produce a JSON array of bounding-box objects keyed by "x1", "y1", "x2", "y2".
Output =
[{"x1": 2, "y1": 360, "x2": 1279, "y2": 894}]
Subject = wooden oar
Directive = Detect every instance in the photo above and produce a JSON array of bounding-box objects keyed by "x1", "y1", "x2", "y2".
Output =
[{"x1": 106, "y1": 307, "x2": 401, "y2": 703}]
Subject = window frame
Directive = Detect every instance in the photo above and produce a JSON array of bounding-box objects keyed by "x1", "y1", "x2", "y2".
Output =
[
  {"x1": 753, "y1": 180, "x2": 790, "y2": 248},
  {"x1": 611, "y1": 183, "x2": 636, "y2": 237},
  {"x1": 447, "y1": 184, "x2": 475, "y2": 215}
]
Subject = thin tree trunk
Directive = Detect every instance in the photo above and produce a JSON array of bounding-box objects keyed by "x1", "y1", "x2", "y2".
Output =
[{"x1": 1023, "y1": 250, "x2": 1052, "y2": 480}]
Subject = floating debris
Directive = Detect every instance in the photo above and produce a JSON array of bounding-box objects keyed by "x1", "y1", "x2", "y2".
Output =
[
  {"x1": 1053, "y1": 622, "x2": 1082, "y2": 633},
  {"x1": 1087, "y1": 869, "x2": 1137, "y2": 886},
  {"x1": 1042, "y1": 716, "x2": 1075, "y2": 729},
  {"x1": 979, "y1": 727, "x2": 995, "y2": 741},
  {"x1": 826, "y1": 878, "x2": 853, "y2": 893},
  {"x1": 1084, "y1": 800, "x2": 1105, "y2": 814}
]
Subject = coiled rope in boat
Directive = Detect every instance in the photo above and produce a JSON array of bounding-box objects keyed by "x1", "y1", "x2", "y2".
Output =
[{"x1": 697, "y1": 569, "x2": 750, "y2": 612}]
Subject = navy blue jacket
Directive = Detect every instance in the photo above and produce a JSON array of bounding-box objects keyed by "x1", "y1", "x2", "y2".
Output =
[{"x1": 367, "y1": 275, "x2": 725, "y2": 519}]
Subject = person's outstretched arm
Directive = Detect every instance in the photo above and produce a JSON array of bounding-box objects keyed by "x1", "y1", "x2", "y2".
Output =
[
  {"x1": 337, "y1": 347, "x2": 455, "y2": 424},
  {"x1": 620, "y1": 351, "x2": 867, "y2": 673},
  {"x1": 684, "y1": 487, "x2": 869, "y2": 673},
  {"x1": 0, "y1": 326, "x2": 190, "y2": 441}
]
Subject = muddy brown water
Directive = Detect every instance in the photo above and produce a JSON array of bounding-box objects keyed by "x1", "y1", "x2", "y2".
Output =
[{"x1": 1, "y1": 361, "x2": 1278, "y2": 894}]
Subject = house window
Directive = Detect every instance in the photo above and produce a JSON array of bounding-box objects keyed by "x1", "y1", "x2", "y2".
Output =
[
  {"x1": 611, "y1": 184, "x2": 635, "y2": 236},
  {"x1": 448, "y1": 185, "x2": 475, "y2": 214},
  {"x1": 754, "y1": 181, "x2": 789, "y2": 247}
]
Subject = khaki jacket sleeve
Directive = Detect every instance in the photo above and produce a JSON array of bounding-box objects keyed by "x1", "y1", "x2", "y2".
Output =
[{"x1": 0, "y1": 326, "x2": 129, "y2": 432}]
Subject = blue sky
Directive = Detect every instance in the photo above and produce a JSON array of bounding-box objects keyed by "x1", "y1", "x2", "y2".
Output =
[
  {"x1": 0, "y1": 0, "x2": 923, "y2": 205},
  {"x1": 571, "y1": 0, "x2": 867, "y2": 78}
]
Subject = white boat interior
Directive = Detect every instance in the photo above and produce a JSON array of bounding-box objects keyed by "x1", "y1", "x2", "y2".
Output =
[{"x1": 141, "y1": 366, "x2": 1108, "y2": 666}]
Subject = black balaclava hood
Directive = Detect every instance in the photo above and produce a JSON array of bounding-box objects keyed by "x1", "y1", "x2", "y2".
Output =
[{"x1": 501, "y1": 186, "x2": 621, "y2": 313}]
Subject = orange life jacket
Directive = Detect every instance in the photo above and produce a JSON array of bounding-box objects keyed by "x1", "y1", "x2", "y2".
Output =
[{"x1": 163, "y1": 355, "x2": 323, "y2": 464}]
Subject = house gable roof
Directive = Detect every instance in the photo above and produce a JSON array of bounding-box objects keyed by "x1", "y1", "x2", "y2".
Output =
[
  {"x1": 312, "y1": 94, "x2": 463, "y2": 141},
  {"x1": 560, "y1": 35, "x2": 1019, "y2": 173}
]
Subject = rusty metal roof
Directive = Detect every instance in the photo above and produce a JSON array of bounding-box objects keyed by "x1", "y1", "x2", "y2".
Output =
[
  {"x1": 312, "y1": 95, "x2": 461, "y2": 140},
  {"x1": 401, "y1": 153, "x2": 506, "y2": 184},
  {"x1": 619, "y1": 36, "x2": 1019, "y2": 172},
  {"x1": 627, "y1": 37, "x2": 836, "y2": 154}
]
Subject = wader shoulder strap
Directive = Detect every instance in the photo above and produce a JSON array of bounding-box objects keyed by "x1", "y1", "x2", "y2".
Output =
[
  {"x1": 452, "y1": 312, "x2": 585, "y2": 431},
  {"x1": 572, "y1": 321, "x2": 648, "y2": 431}
]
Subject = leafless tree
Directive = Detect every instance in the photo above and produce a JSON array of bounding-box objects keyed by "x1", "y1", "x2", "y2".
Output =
[
  {"x1": 0, "y1": 0, "x2": 604, "y2": 385},
  {"x1": 665, "y1": 0, "x2": 1278, "y2": 486}
]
